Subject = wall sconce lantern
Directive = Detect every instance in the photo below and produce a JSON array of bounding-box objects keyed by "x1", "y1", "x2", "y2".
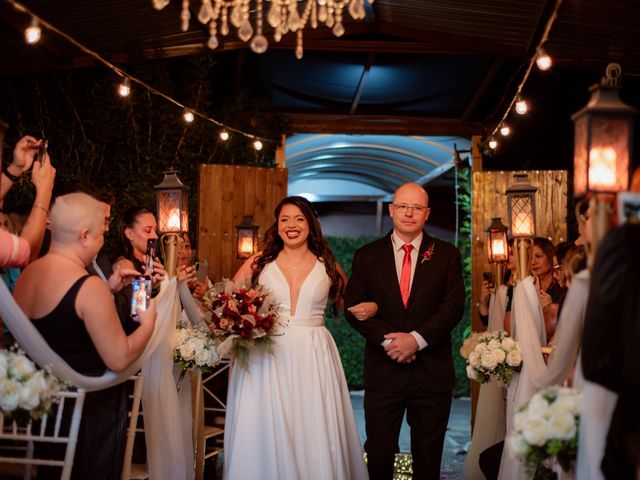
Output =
[
  {"x1": 486, "y1": 217, "x2": 509, "y2": 287},
  {"x1": 571, "y1": 63, "x2": 636, "y2": 267},
  {"x1": 236, "y1": 215, "x2": 259, "y2": 259},
  {"x1": 154, "y1": 169, "x2": 189, "y2": 276},
  {"x1": 505, "y1": 173, "x2": 538, "y2": 280}
]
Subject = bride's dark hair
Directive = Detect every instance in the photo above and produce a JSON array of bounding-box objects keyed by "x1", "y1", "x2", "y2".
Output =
[{"x1": 251, "y1": 196, "x2": 344, "y2": 314}]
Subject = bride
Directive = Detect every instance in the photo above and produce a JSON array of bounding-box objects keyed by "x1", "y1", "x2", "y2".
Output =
[{"x1": 224, "y1": 196, "x2": 369, "y2": 480}]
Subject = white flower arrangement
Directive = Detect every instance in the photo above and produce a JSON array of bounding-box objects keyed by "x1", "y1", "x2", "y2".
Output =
[
  {"x1": 460, "y1": 330, "x2": 522, "y2": 385},
  {"x1": 0, "y1": 347, "x2": 67, "y2": 423},
  {"x1": 508, "y1": 386, "x2": 582, "y2": 477},
  {"x1": 172, "y1": 322, "x2": 220, "y2": 388}
]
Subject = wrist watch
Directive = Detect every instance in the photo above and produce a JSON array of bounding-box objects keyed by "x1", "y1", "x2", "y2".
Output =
[{"x1": 2, "y1": 165, "x2": 21, "y2": 183}]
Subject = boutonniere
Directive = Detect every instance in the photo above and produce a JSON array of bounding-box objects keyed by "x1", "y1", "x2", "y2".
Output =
[{"x1": 421, "y1": 242, "x2": 435, "y2": 264}]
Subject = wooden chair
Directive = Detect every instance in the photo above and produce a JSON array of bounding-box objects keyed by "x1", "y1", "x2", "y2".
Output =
[
  {"x1": 0, "y1": 389, "x2": 86, "y2": 480},
  {"x1": 193, "y1": 359, "x2": 230, "y2": 480},
  {"x1": 121, "y1": 374, "x2": 148, "y2": 480}
]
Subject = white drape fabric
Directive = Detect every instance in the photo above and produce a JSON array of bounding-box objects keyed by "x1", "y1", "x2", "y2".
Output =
[
  {"x1": 464, "y1": 285, "x2": 508, "y2": 479},
  {"x1": 0, "y1": 277, "x2": 172, "y2": 391},
  {"x1": 498, "y1": 276, "x2": 547, "y2": 480},
  {"x1": 141, "y1": 278, "x2": 195, "y2": 480}
]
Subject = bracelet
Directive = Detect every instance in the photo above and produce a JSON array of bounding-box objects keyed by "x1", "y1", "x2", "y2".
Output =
[
  {"x1": 2, "y1": 165, "x2": 21, "y2": 183},
  {"x1": 33, "y1": 205, "x2": 49, "y2": 214}
]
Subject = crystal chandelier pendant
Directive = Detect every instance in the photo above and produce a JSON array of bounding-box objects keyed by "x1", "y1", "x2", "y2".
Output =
[
  {"x1": 238, "y1": 19, "x2": 254, "y2": 42},
  {"x1": 250, "y1": 34, "x2": 268, "y2": 53},
  {"x1": 332, "y1": 21, "x2": 345, "y2": 37},
  {"x1": 152, "y1": 0, "x2": 171, "y2": 10},
  {"x1": 198, "y1": 0, "x2": 213, "y2": 24},
  {"x1": 267, "y1": 2, "x2": 280, "y2": 28}
]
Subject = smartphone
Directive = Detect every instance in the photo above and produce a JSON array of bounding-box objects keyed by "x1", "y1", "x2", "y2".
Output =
[
  {"x1": 37, "y1": 140, "x2": 48, "y2": 164},
  {"x1": 131, "y1": 276, "x2": 152, "y2": 319},
  {"x1": 195, "y1": 260, "x2": 209, "y2": 283},
  {"x1": 482, "y1": 271, "x2": 495, "y2": 286},
  {"x1": 145, "y1": 239, "x2": 157, "y2": 276}
]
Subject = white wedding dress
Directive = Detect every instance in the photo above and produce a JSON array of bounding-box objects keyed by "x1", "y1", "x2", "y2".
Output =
[{"x1": 223, "y1": 259, "x2": 368, "y2": 480}]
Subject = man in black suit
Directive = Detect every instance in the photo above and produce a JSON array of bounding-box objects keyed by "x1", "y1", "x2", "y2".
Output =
[{"x1": 345, "y1": 182, "x2": 465, "y2": 480}]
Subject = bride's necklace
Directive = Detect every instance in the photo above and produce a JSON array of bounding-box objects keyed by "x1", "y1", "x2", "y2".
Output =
[{"x1": 279, "y1": 252, "x2": 308, "y2": 270}]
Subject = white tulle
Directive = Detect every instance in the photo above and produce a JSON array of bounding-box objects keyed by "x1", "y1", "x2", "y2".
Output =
[
  {"x1": 464, "y1": 284, "x2": 508, "y2": 479},
  {"x1": 223, "y1": 260, "x2": 368, "y2": 480}
]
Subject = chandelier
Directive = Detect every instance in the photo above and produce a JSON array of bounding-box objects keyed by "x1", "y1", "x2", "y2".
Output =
[{"x1": 152, "y1": 0, "x2": 373, "y2": 59}]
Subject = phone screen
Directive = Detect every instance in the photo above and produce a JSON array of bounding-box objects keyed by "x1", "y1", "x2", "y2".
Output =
[
  {"x1": 37, "y1": 140, "x2": 48, "y2": 164},
  {"x1": 195, "y1": 260, "x2": 208, "y2": 283},
  {"x1": 145, "y1": 239, "x2": 157, "y2": 276},
  {"x1": 482, "y1": 271, "x2": 495, "y2": 285},
  {"x1": 131, "y1": 277, "x2": 151, "y2": 318}
]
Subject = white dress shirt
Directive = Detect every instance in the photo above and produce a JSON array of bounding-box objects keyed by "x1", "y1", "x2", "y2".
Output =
[{"x1": 385, "y1": 231, "x2": 428, "y2": 350}]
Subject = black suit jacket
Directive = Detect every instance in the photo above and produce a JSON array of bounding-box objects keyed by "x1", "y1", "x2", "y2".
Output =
[{"x1": 344, "y1": 231, "x2": 465, "y2": 393}]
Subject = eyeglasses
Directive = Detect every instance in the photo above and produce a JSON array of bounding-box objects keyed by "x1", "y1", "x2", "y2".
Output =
[{"x1": 392, "y1": 203, "x2": 428, "y2": 214}]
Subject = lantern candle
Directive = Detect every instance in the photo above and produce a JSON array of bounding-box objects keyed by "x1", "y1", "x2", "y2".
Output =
[
  {"x1": 238, "y1": 237, "x2": 254, "y2": 257},
  {"x1": 512, "y1": 212, "x2": 533, "y2": 236},
  {"x1": 167, "y1": 208, "x2": 181, "y2": 231},
  {"x1": 492, "y1": 238, "x2": 506, "y2": 256},
  {"x1": 588, "y1": 147, "x2": 617, "y2": 190}
]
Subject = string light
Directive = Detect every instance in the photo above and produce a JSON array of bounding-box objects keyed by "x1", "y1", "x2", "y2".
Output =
[
  {"x1": 219, "y1": 130, "x2": 229, "y2": 141},
  {"x1": 536, "y1": 47, "x2": 552, "y2": 71},
  {"x1": 489, "y1": 138, "x2": 498, "y2": 150},
  {"x1": 182, "y1": 109, "x2": 195, "y2": 123},
  {"x1": 515, "y1": 96, "x2": 529, "y2": 115},
  {"x1": 24, "y1": 17, "x2": 41, "y2": 44},
  {"x1": 500, "y1": 124, "x2": 511, "y2": 137},
  {"x1": 7, "y1": 0, "x2": 273, "y2": 150},
  {"x1": 117, "y1": 77, "x2": 131, "y2": 97}
]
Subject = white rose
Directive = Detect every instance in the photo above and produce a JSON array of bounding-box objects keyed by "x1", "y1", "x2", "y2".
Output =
[
  {"x1": 506, "y1": 350, "x2": 522, "y2": 367},
  {"x1": 487, "y1": 339, "x2": 502, "y2": 351},
  {"x1": 513, "y1": 411, "x2": 528, "y2": 432},
  {"x1": 527, "y1": 395, "x2": 550, "y2": 420},
  {"x1": 0, "y1": 380, "x2": 21, "y2": 412},
  {"x1": 468, "y1": 352, "x2": 480, "y2": 367},
  {"x1": 501, "y1": 337, "x2": 516, "y2": 352},
  {"x1": 508, "y1": 434, "x2": 529, "y2": 457},
  {"x1": 480, "y1": 351, "x2": 498, "y2": 370},
  {"x1": 492, "y1": 348, "x2": 506, "y2": 363},
  {"x1": 548, "y1": 396, "x2": 576, "y2": 416},
  {"x1": 19, "y1": 383, "x2": 41, "y2": 410},
  {"x1": 179, "y1": 343, "x2": 195, "y2": 361},
  {"x1": 474, "y1": 343, "x2": 487, "y2": 354},
  {"x1": 466, "y1": 365, "x2": 478, "y2": 381},
  {"x1": 0, "y1": 361, "x2": 7, "y2": 383},
  {"x1": 195, "y1": 348, "x2": 210, "y2": 367},
  {"x1": 547, "y1": 412, "x2": 577, "y2": 440},
  {"x1": 522, "y1": 418, "x2": 548, "y2": 446},
  {"x1": 189, "y1": 337, "x2": 206, "y2": 353},
  {"x1": 26, "y1": 370, "x2": 48, "y2": 395},
  {"x1": 10, "y1": 355, "x2": 36, "y2": 379}
]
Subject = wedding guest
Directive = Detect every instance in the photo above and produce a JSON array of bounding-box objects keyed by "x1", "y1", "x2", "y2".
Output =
[
  {"x1": 530, "y1": 237, "x2": 562, "y2": 342},
  {"x1": 0, "y1": 135, "x2": 55, "y2": 267},
  {"x1": 582, "y1": 222, "x2": 640, "y2": 479},
  {"x1": 13, "y1": 192, "x2": 157, "y2": 480},
  {"x1": 225, "y1": 196, "x2": 369, "y2": 479},
  {"x1": 112, "y1": 206, "x2": 166, "y2": 333}
]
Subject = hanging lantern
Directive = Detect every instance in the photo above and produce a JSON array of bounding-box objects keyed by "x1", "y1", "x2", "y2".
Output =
[
  {"x1": 485, "y1": 217, "x2": 509, "y2": 263},
  {"x1": 236, "y1": 215, "x2": 259, "y2": 259},
  {"x1": 572, "y1": 63, "x2": 636, "y2": 196},
  {"x1": 505, "y1": 173, "x2": 537, "y2": 239},
  {"x1": 154, "y1": 170, "x2": 189, "y2": 235}
]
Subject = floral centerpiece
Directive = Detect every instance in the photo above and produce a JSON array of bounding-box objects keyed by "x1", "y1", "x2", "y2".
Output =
[
  {"x1": 172, "y1": 321, "x2": 221, "y2": 389},
  {"x1": 201, "y1": 278, "x2": 283, "y2": 371},
  {"x1": 0, "y1": 347, "x2": 67, "y2": 424},
  {"x1": 508, "y1": 386, "x2": 582, "y2": 478},
  {"x1": 460, "y1": 330, "x2": 522, "y2": 385}
]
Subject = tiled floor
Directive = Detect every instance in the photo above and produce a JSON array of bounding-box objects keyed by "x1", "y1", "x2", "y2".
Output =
[{"x1": 350, "y1": 392, "x2": 471, "y2": 480}]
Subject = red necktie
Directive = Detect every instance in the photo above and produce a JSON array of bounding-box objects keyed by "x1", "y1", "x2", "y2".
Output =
[{"x1": 400, "y1": 244, "x2": 413, "y2": 307}]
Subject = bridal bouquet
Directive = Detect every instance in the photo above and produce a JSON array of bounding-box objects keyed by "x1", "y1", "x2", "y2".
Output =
[
  {"x1": 201, "y1": 278, "x2": 283, "y2": 370},
  {"x1": 0, "y1": 347, "x2": 67, "y2": 423},
  {"x1": 461, "y1": 330, "x2": 522, "y2": 385},
  {"x1": 172, "y1": 321, "x2": 221, "y2": 389},
  {"x1": 508, "y1": 386, "x2": 582, "y2": 477}
]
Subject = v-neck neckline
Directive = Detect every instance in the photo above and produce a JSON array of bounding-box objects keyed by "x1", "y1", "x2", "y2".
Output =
[{"x1": 273, "y1": 258, "x2": 319, "y2": 317}]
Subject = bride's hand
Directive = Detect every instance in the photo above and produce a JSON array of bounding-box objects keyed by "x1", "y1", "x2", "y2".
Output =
[{"x1": 348, "y1": 302, "x2": 378, "y2": 321}]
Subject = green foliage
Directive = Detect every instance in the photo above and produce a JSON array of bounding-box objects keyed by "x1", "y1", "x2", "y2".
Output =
[
  {"x1": 325, "y1": 235, "x2": 379, "y2": 389},
  {"x1": 452, "y1": 164, "x2": 473, "y2": 397}
]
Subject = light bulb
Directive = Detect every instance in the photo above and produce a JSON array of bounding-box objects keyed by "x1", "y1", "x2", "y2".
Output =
[
  {"x1": 220, "y1": 130, "x2": 229, "y2": 141},
  {"x1": 25, "y1": 18, "x2": 41, "y2": 44},
  {"x1": 183, "y1": 109, "x2": 195, "y2": 123},
  {"x1": 489, "y1": 139, "x2": 498, "y2": 150},
  {"x1": 118, "y1": 77, "x2": 131, "y2": 97},
  {"x1": 253, "y1": 139, "x2": 263, "y2": 151},
  {"x1": 500, "y1": 125, "x2": 511, "y2": 137},
  {"x1": 515, "y1": 97, "x2": 528, "y2": 115},
  {"x1": 536, "y1": 47, "x2": 552, "y2": 71}
]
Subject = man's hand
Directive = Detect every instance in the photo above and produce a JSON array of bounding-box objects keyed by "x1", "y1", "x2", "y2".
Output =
[
  {"x1": 383, "y1": 332, "x2": 419, "y2": 363},
  {"x1": 10, "y1": 136, "x2": 40, "y2": 176},
  {"x1": 108, "y1": 265, "x2": 140, "y2": 293},
  {"x1": 348, "y1": 301, "x2": 378, "y2": 321}
]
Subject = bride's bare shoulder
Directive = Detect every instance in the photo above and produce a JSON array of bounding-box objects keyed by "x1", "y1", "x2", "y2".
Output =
[{"x1": 232, "y1": 252, "x2": 263, "y2": 284}]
